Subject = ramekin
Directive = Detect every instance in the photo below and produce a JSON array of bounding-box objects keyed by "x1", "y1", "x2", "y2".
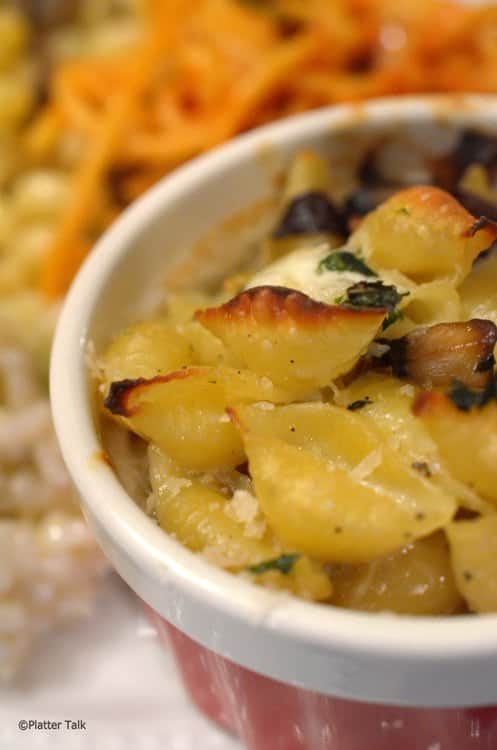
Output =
[{"x1": 51, "y1": 96, "x2": 497, "y2": 749}]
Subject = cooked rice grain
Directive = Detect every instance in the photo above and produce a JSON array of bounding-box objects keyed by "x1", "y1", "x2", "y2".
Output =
[
  {"x1": 0, "y1": 1, "x2": 141, "y2": 680},
  {"x1": 0, "y1": 341, "x2": 107, "y2": 681}
]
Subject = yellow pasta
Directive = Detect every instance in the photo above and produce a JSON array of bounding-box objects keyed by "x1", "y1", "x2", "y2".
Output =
[
  {"x1": 332, "y1": 533, "x2": 463, "y2": 616},
  {"x1": 99, "y1": 319, "x2": 193, "y2": 388},
  {"x1": 460, "y1": 251, "x2": 497, "y2": 326},
  {"x1": 415, "y1": 392, "x2": 497, "y2": 507},
  {"x1": 240, "y1": 432, "x2": 455, "y2": 563},
  {"x1": 149, "y1": 444, "x2": 332, "y2": 600},
  {"x1": 104, "y1": 366, "x2": 298, "y2": 471},
  {"x1": 446, "y1": 515, "x2": 497, "y2": 613},
  {"x1": 196, "y1": 287, "x2": 385, "y2": 390},
  {"x1": 350, "y1": 186, "x2": 497, "y2": 284},
  {"x1": 100, "y1": 142, "x2": 497, "y2": 612},
  {"x1": 148, "y1": 444, "x2": 277, "y2": 567}
]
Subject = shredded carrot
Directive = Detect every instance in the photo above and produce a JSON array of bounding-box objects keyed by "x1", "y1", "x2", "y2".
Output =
[
  {"x1": 30, "y1": 0, "x2": 497, "y2": 297},
  {"x1": 40, "y1": 1, "x2": 184, "y2": 297}
]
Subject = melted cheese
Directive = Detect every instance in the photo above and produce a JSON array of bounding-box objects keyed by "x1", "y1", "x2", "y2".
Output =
[{"x1": 246, "y1": 244, "x2": 413, "y2": 305}]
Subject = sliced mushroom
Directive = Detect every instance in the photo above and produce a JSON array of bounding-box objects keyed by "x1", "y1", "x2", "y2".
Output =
[
  {"x1": 272, "y1": 191, "x2": 346, "y2": 238},
  {"x1": 388, "y1": 319, "x2": 497, "y2": 389},
  {"x1": 344, "y1": 186, "x2": 397, "y2": 219},
  {"x1": 455, "y1": 190, "x2": 497, "y2": 226},
  {"x1": 453, "y1": 130, "x2": 497, "y2": 175},
  {"x1": 420, "y1": 130, "x2": 497, "y2": 199}
]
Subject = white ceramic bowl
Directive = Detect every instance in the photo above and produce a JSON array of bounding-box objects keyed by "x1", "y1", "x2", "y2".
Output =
[{"x1": 51, "y1": 96, "x2": 497, "y2": 718}]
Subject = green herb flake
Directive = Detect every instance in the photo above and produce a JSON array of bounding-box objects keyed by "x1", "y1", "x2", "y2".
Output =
[
  {"x1": 448, "y1": 378, "x2": 497, "y2": 411},
  {"x1": 448, "y1": 381, "x2": 483, "y2": 411},
  {"x1": 347, "y1": 397, "x2": 373, "y2": 411},
  {"x1": 248, "y1": 553, "x2": 300, "y2": 576},
  {"x1": 317, "y1": 250, "x2": 378, "y2": 277},
  {"x1": 339, "y1": 281, "x2": 409, "y2": 311},
  {"x1": 396, "y1": 207, "x2": 410, "y2": 216},
  {"x1": 382, "y1": 307, "x2": 404, "y2": 331}
]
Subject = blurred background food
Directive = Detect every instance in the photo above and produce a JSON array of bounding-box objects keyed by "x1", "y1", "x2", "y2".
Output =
[
  {"x1": 2, "y1": 0, "x2": 497, "y2": 681},
  {"x1": 0, "y1": 0, "x2": 144, "y2": 682}
]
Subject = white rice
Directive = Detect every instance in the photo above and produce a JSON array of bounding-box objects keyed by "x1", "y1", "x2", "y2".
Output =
[
  {"x1": 0, "y1": 340, "x2": 107, "y2": 681},
  {"x1": 0, "y1": 2, "x2": 143, "y2": 681}
]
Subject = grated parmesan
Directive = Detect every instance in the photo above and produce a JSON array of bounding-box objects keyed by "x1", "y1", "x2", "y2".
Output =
[
  {"x1": 224, "y1": 489, "x2": 267, "y2": 540},
  {"x1": 350, "y1": 448, "x2": 383, "y2": 481},
  {"x1": 225, "y1": 489, "x2": 259, "y2": 523},
  {"x1": 160, "y1": 476, "x2": 192, "y2": 498}
]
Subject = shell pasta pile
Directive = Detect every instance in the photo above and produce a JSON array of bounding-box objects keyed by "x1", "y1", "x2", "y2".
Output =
[
  {"x1": 98, "y1": 132, "x2": 497, "y2": 616},
  {"x1": 6, "y1": 0, "x2": 497, "y2": 680}
]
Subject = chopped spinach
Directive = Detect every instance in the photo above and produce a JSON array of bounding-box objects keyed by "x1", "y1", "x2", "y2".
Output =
[
  {"x1": 337, "y1": 280, "x2": 409, "y2": 311},
  {"x1": 381, "y1": 307, "x2": 404, "y2": 331},
  {"x1": 248, "y1": 553, "x2": 300, "y2": 575},
  {"x1": 448, "y1": 381, "x2": 484, "y2": 411},
  {"x1": 317, "y1": 250, "x2": 377, "y2": 277},
  {"x1": 448, "y1": 378, "x2": 497, "y2": 411}
]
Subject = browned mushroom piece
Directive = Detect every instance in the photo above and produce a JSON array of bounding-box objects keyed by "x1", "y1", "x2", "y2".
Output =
[
  {"x1": 455, "y1": 191, "x2": 497, "y2": 226},
  {"x1": 388, "y1": 319, "x2": 497, "y2": 389},
  {"x1": 432, "y1": 130, "x2": 497, "y2": 193},
  {"x1": 453, "y1": 130, "x2": 497, "y2": 175}
]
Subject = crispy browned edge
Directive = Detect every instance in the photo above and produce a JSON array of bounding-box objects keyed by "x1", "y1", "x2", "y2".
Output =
[
  {"x1": 104, "y1": 368, "x2": 204, "y2": 417},
  {"x1": 465, "y1": 216, "x2": 497, "y2": 238},
  {"x1": 196, "y1": 285, "x2": 387, "y2": 329}
]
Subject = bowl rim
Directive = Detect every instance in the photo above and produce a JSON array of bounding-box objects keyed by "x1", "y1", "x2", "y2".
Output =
[{"x1": 51, "y1": 94, "x2": 497, "y2": 701}]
